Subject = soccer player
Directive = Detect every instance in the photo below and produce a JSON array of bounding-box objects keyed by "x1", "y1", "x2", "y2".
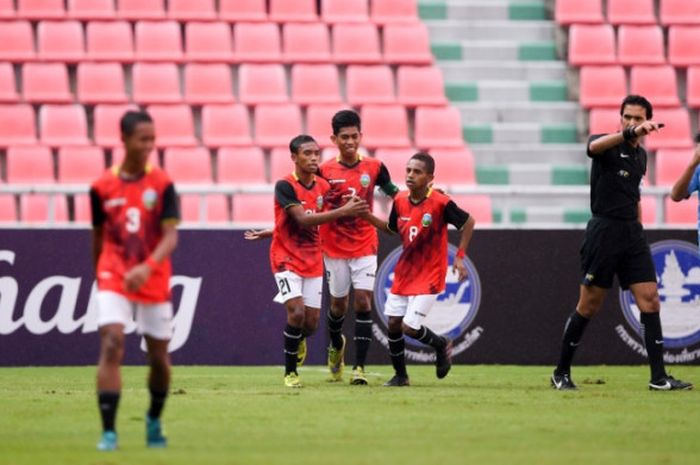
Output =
[
  {"x1": 245, "y1": 135, "x2": 368, "y2": 388},
  {"x1": 91, "y1": 110, "x2": 180, "y2": 451},
  {"x1": 670, "y1": 134, "x2": 700, "y2": 246},
  {"x1": 318, "y1": 110, "x2": 399, "y2": 385},
  {"x1": 551, "y1": 95, "x2": 693, "y2": 391},
  {"x1": 362, "y1": 152, "x2": 475, "y2": 387}
]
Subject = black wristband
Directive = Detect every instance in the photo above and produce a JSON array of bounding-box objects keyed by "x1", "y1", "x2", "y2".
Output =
[{"x1": 623, "y1": 126, "x2": 637, "y2": 141}]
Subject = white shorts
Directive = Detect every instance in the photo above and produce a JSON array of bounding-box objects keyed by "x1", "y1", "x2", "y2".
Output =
[
  {"x1": 96, "y1": 291, "x2": 174, "y2": 340},
  {"x1": 383, "y1": 292, "x2": 439, "y2": 331},
  {"x1": 273, "y1": 271, "x2": 323, "y2": 309},
  {"x1": 323, "y1": 255, "x2": 377, "y2": 298}
]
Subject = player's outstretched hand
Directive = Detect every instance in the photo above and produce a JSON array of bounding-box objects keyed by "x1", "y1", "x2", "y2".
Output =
[
  {"x1": 634, "y1": 121, "x2": 663, "y2": 137},
  {"x1": 244, "y1": 229, "x2": 272, "y2": 241},
  {"x1": 453, "y1": 257, "x2": 468, "y2": 282},
  {"x1": 341, "y1": 195, "x2": 369, "y2": 217},
  {"x1": 123, "y1": 263, "x2": 152, "y2": 292}
]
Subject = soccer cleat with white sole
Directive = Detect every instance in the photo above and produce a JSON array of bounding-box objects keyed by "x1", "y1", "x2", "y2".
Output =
[
  {"x1": 350, "y1": 366, "x2": 368, "y2": 385},
  {"x1": 649, "y1": 375, "x2": 693, "y2": 391},
  {"x1": 284, "y1": 372, "x2": 302, "y2": 388},
  {"x1": 551, "y1": 372, "x2": 578, "y2": 390}
]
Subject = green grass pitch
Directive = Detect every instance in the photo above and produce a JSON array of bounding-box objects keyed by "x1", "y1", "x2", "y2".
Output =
[{"x1": 1, "y1": 365, "x2": 699, "y2": 465}]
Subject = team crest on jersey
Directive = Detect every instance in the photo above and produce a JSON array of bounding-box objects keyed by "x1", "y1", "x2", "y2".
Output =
[
  {"x1": 142, "y1": 188, "x2": 158, "y2": 210},
  {"x1": 372, "y1": 245, "x2": 483, "y2": 362},
  {"x1": 421, "y1": 213, "x2": 432, "y2": 228},
  {"x1": 360, "y1": 173, "x2": 371, "y2": 188},
  {"x1": 316, "y1": 195, "x2": 324, "y2": 210},
  {"x1": 618, "y1": 240, "x2": 700, "y2": 362}
]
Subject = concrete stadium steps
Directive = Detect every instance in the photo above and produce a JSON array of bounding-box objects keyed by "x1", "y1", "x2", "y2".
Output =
[
  {"x1": 420, "y1": 0, "x2": 548, "y2": 22},
  {"x1": 436, "y1": 60, "x2": 567, "y2": 81},
  {"x1": 469, "y1": 144, "x2": 585, "y2": 165},
  {"x1": 462, "y1": 122, "x2": 578, "y2": 144},
  {"x1": 476, "y1": 163, "x2": 588, "y2": 185},
  {"x1": 446, "y1": 80, "x2": 567, "y2": 103},
  {"x1": 500, "y1": 205, "x2": 591, "y2": 225},
  {"x1": 455, "y1": 40, "x2": 558, "y2": 61},
  {"x1": 454, "y1": 102, "x2": 579, "y2": 124},
  {"x1": 426, "y1": 20, "x2": 554, "y2": 41}
]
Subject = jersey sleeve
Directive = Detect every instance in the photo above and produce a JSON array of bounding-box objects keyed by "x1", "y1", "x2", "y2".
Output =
[
  {"x1": 90, "y1": 187, "x2": 105, "y2": 228},
  {"x1": 160, "y1": 183, "x2": 180, "y2": 222},
  {"x1": 443, "y1": 200, "x2": 470, "y2": 230},
  {"x1": 275, "y1": 180, "x2": 300, "y2": 209},
  {"x1": 377, "y1": 163, "x2": 400, "y2": 197},
  {"x1": 689, "y1": 165, "x2": 700, "y2": 196},
  {"x1": 387, "y1": 202, "x2": 398, "y2": 233},
  {"x1": 586, "y1": 134, "x2": 607, "y2": 159}
]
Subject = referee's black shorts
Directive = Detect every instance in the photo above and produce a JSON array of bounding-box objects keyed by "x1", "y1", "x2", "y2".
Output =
[{"x1": 579, "y1": 216, "x2": 656, "y2": 290}]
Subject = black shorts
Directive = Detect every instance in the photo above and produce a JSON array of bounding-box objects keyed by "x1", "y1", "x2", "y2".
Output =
[{"x1": 579, "y1": 217, "x2": 656, "y2": 290}]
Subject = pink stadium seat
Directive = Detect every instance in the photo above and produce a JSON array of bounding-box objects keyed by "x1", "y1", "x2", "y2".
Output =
[
  {"x1": 0, "y1": 0, "x2": 14, "y2": 18},
  {"x1": 179, "y1": 194, "x2": 229, "y2": 223},
  {"x1": 607, "y1": 0, "x2": 656, "y2": 25},
  {"x1": 414, "y1": 106, "x2": 464, "y2": 149},
  {"x1": 668, "y1": 26, "x2": 700, "y2": 66},
  {"x1": 201, "y1": 104, "x2": 252, "y2": 147},
  {"x1": 73, "y1": 193, "x2": 91, "y2": 223},
  {"x1": 579, "y1": 66, "x2": 626, "y2": 108},
  {"x1": 23, "y1": 63, "x2": 72, "y2": 103},
  {"x1": 0, "y1": 63, "x2": 18, "y2": 102},
  {"x1": 147, "y1": 104, "x2": 198, "y2": 147},
  {"x1": 68, "y1": 0, "x2": 115, "y2": 20},
  {"x1": 555, "y1": 0, "x2": 603, "y2": 24},
  {"x1": 21, "y1": 194, "x2": 69, "y2": 223},
  {"x1": 232, "y1": 193, "x2": 274, "y2": 223},
  {"x1": 132, "y1": 63, "x2": 182, "y2": 104},
  {"x1": 164, "y1": 147, "x2": 213, "y2": 184},
  {"x1": 655, "y1": 148, "x2": 693, "y2": 186},
  {"x1": 234, "y1": 22, "x2": 282, "y2": 63},
  {"x1": 57, "y1": 146, "x2": 106, "y2": 183},
  {"x1": 665, "y1": 196, "x2": 696, "y2": 224},
  {"x1": 135, "y1": 21, "x2": 183, "y2": 62},
  {"x1": 168, "y1": 0, "x2": 216, "y2": 21},
  {"x1": 617, "y1": 25, "x2": 665, "y2": 66},
  {"x1": 117, "y1": 0, "x2": 164, "y2": 20},
  {"x1": 687, "y1": 67, "x2": 700, "y2": 108},
  {"x1": 449, "y1": 195, "x2": 493, "y2": 224},
  {"x1": 77, "y1": 63, "x2": 128, "y2": 104},
  {"x1": 568, "y1": 24, "x2": 616, "y2": 66},
  {"x1": 291, "y1": 64, "x2": 341, "y2": 105},
  {"x1": 383, "y1": 23, "x2": 433, "y2": 65},
  {"x1": 184, "y1": 64, "x2": 234, "y2": 105},
  {"x1": 269, "y1": 147, "x2": 297, "y2": 181},
  {"x1": 270, "y1": 0, "x2": 317, "y2": 22},
  {"x1": 217, "y1": 146, "x2": 266, "y2": 184},
  {"x1": 283, "y1": 23, "x2": 331, "y2": 63},
  {"x1": 254, "y1": 104, "x2": 302, "y2": 148},
  {"x1": 346, "y1": 65, "x2": 396, "y2": 106},
  {"x1": 629, "y1": 66, "x2": 680, "y2": 107},
  {"x1": 86, "y1": 21, "x2": 134, "y2": 62},
  {"x1": 0, "y1": 195, "x2": 17, "y2": 223},
  {"x1": 588, "y1": 107, "x2": 621, "y2": 134},
  {"x1": 371, "y1": 0, "x2": 418, "y2": 24},
  {"x1": 397, "y1": 66, "x2": 447, "y2": 106},
  {"x1": 37, "y1": 20, "x2": 85, "y2": 62},
  {"x1": 430, "y1": 148, "x2": 477, "y2": 185},
  {"x1": 219, "y1": 0, "x2": 266, "y2": 22},
  {"x1": 185, "y1": 22, "x2": 234, "y2": 62},
  {"x1": 640, "y1": 195, "x2": 657, "y2": 225},
  {"x1": 17, "y1": 0, "x2": 64, "y2": 19},
  {"x1": 7, "y1": 146, "x2": 54, "y2": 183},
  {"x1": 374, "y1": 148, "x2": 413, "y2": 184},
  {"x1": 305, "y1": 104, "x2": 345, "y2": 148},
  {"x1": 332, "y1": 23, "x2": 382, "y2": 64},
  {"x1": 0, "y1": 104, "x2": 37, "y2": 145},
  {"x1": 238, "y1": 64, "x2": 288, "y2": 105},
  {"x1": 660, "y1": 0, "x2": 700, "y2": 25},
  {"x1": 360, "y1": 105, "x2": 411, "y2": 148},
  {"x1": 0, "y1": 21, "x2": 34, "y2": 62},
  {"x1": 39, "y1": 104, "x2": 90, "y2": 147},
  {"x1": 644, "y1": 107, "x2": 693, "y2": 150},
  {"x1": 322, "y1": 0, "x2": 368, "y2": 23},
  {"x1": 93, "y1": 104, "x2": 137, "y2": 147}
]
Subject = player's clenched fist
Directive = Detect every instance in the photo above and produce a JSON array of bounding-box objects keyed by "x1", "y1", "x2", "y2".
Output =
[{"x1": 340, "y1": 195, "x2": 369, "y2": 216}]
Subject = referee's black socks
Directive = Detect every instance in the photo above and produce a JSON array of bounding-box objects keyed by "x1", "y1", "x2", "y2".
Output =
[
  {"x1": 640, "y1": 312, "x2": 667, "y2": 381},
  {"x1": 555, "y1": 311, "x2": 590, "y2": 375},
  {"x1": 283, "y1": 324, "x2": 303, "y2": 375}
]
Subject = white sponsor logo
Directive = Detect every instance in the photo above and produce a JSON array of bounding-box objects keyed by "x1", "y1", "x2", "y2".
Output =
[
  {"x1": 328, "y1": 179, "x2": 346, "y2": 184},
  {"x1": 104, "y1": 198, "x2": 126, "y2": 209}
]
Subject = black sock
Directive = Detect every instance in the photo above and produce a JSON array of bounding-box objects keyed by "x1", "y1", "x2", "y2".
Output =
[
  {"x1": 148, "y1": 388, "x2": 168, "y2": 420},
  {"x1": 327, "y1": 311, "x2": 345, "y2": 350},
  {"x1": 354, "y1": 312, "x2": 372, "y2": 369},
  {"x1": 283, "y1": 324, "x2": 302, "y2": 375},
  {"x1": 555, "y1": 311, "x2": 590, "y2": 375},
  {"x1": 415, "y1": 326, "x2": 446, "y2": 350},
  {"x1": 97, "y1": 391, "x2": 120, "y2": 432},
  {"x1": 388, "y1": 331, "x2": 407, "y2": 377},
  {"x1": 640, "y1": 312, "x2": 667, "y2": 381}
]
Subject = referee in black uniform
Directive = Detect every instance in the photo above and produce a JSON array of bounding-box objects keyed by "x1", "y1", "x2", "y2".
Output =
[{"x1": 551, "y1": 95, "x2": 692, "y2": 391}]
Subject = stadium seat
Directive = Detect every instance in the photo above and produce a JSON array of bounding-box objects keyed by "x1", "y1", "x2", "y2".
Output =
[
  {"x1": 579, "y1": 66, "x2": 627, "y2": 108},
  {"x1": 0, "y1": 195, "x2": 17, "y2": 223},
  {"x1": 17, "y1": 0, "x2": 65, "y2": 19},
  {"x1": 147, "y1": 104, "x2": 198, "y2": 147},
  {"x1": 73, "y1": 193, "x2": 91, "y2": 223},
  {"x1": 217, "y1": 146, "x2": 266, "y2": 184},
  {"x1": 77, "y1": 62, "x2": 128, "y2": 104},
  {"x1": 374, "y1": 148, "x2": 413, "y2": 184},
  {"x1": 117, "y1": 0, "x2": 165, "y2": 20},
  {"x1": 370, "y1": 0, "x2": 418, "y2": 24},
  {"x1": 617, "y1": 25, "x2": 665, "y2": 66},
  {"x1": 383, "y1": 23, "x2": 433, "y2": 65},
  {"x1": 359, "y1": 105, "x2": 411, "y2": 148},
  {"x1": 254, "y1": 104, "x2": 302, "y2": 148},
  {"x1": 179, "y1": 194, "x2": 229, "y2": 223},
  {"x1": 57, "y1": 146, "x2": 106, "y2": 183},
  {"x1": 168, "y1": 0, "x2": 215, "y2": 21},
  {"x1": 184, "y1": 64, "x2": 234, "y2": 105},
  {"x1": 135, "y1": 21, "x2": 183, "y2": 62},
  {"x1": 346, "y1": 65, "x2": 395, "y2": 106},
  {"x1": 660, "y1": 0, "x2": 700, "y2": 25},
  {"x1": 232, "y1": 193, "x2": 274, "y2": 223},
  {"x1": 305, "y1": 104, "x2": 345, "y2": 148},
  {"x1": 0, "y1": 104, "x2": 37, "y2": 145},
  {"x1": 687, "y1": 67, "x2": 700, "y2": 108},
  {"x1": 607, "y1": 0, "x2": 656, "y2": 25},
  {"x1": 640, "y1": 195, "x2": 657, "y2": 225},
  {"x1": 332, "y1": 23, "x2": 382, "y2": 64},
  {"x1": 322, "y1": 0, "x2": 368, "y2": 23},
  {"x1": 93, "y1": 104, "x2": 137, "y2": 147},
  {"x1": 554, "y1": 0, "x2": 603, "y2": 25},
  {"x1": 568, "y1": 24, "x2": 616, "y2": 66},
  {"x1": 655, "y1": 148, "x2": 693, "y2": 186},
  {"x1": 132, "y1": 63, "x2": 182, "y2": 104},
  {"x1": 270, "y1": 0, "x2": 317, "y2": 22},
  {"x1": 283, "y1": 23, "x2": 332, "y2": 63},
  {"x1": 397, "y1": 66, "x2": 447, "y2": 106},
  {"x1": 665, "y1": 196, "x2": 696, "y2": 224},
  {"x1": 68, "y1": 0, "x2": 115, "y2": 20},
  {"x1": 39, "y1": 104, "x2": 90, "y2": 147},
  {"x1": 163, "y1": 147, "x2": 213, "y2": 184},
  {"x1": 238, "y1": 64, "x2": 288, "y2": 105},
  {"x1": 86, "y1": 21, "x2": 134, "y2": 62},
  {"x1": 0, "y1": 63, "x2": 18, "y2": 102},
  {"x1": 449, "y1": 195, "x2": 493, "y2": 224},
  {"x1": 185, "y1": 22, "x2": 234, "y2": 62},
  {"x1": 430, "y1": 148, "x2": 477, "y2": 185},
  {"x1": 6, "y1": 146, "x2": 54, "y2": 183},
  {"x1": 414, "y1": 106, "x2": 464, "y2": 149},
  {"x1": 201, "y1": 104, "x2": 252, "y2": 147},
  {"x1": 20, "y1": 194, "x2": 69, "y2": 223},
  {"x1": 629, "y1": 66, "x2": 680, "y2": 107},
  {"x1": 588, "y1": 107, "x2": 621, "y2": 134},
  {"x1": 669, "y1": 26, "x2": 700, "y2": 66},
  {"x1": 219, "y1": 0, "x2": 266, "y2": 22},
  {"x1": 234, "y1": 22, "x2": 282, "y2": 63},
  {"x1": 22, "y1": 63, "x2": 72, "y2": 103},
  {"x1": 0, "y1": 0, "x2": 14, "y2": 18},
  {"x1": 37, "y1": 20, "x2": 85, "y2": 62},
  {"x1": 269, "y1": 147, "x2": 297, "y2": 181},
  {"x1": 291, "y1": 64, "x2": 341, "y2": 105},
  {"x1": 644, "y1": 107, "x2": 693, "y2": 150},
  {"x1": 0, "y1": 20, "x2": 34, "y2": 62}
]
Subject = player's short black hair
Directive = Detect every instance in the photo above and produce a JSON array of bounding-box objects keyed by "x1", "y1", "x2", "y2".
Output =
[
  {"x1": 331, "y1": 110, "x2": 361, "y2": 135},
  {"x1": 289, "y1": 134, "x2": 317, "y2": 154},
  {"x1": 120, "y1": 110, "x2": 153, "y2": 136},
  {"x1": 410, "y1": 152, "x2": 435, "y2": 175},
  {"x1": 621, "y1": 95, "x2": 653, "y2": 120}
]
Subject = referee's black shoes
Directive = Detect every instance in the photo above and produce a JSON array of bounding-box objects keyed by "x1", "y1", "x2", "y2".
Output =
[
  {"x1": 649, "y1": 375, "x2": 693, "y2": 391},
  {"x1": 551, "y1": 372, "x2": 578, "y2": 390}
]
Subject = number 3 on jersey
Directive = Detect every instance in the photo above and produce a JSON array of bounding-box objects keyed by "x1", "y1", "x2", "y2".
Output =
[{"x1": 125, "y1": 207, "x2": 141, "y2": 233}]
